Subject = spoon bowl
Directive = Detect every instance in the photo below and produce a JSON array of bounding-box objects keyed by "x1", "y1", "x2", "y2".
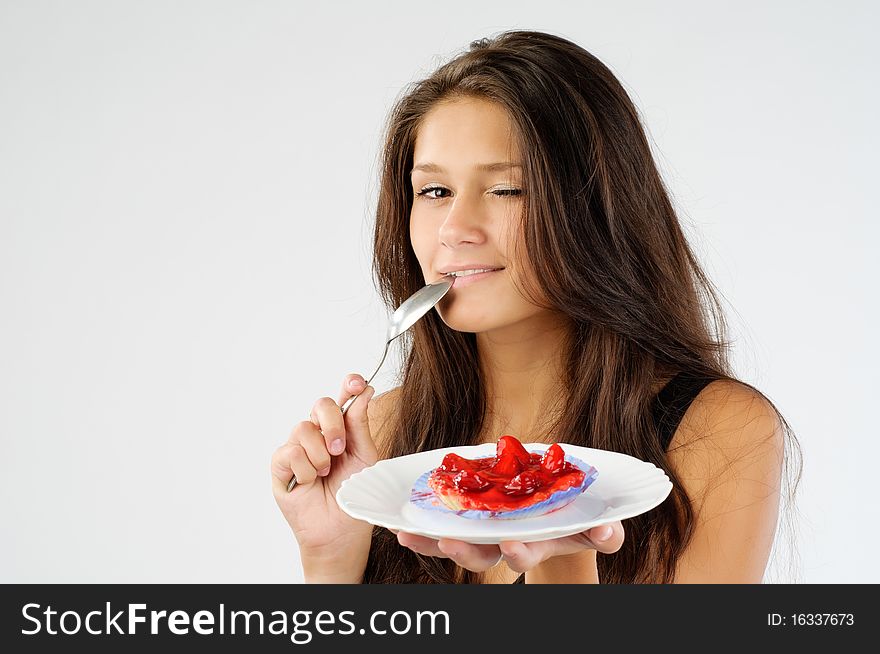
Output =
[{"x1": 340, "y1": 275, "x2": 453, "y2": 414}]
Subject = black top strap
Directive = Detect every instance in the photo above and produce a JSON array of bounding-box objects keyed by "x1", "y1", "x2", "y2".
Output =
[{"x1": 652, "y1": 372, "x2": 716, "y2": 452}]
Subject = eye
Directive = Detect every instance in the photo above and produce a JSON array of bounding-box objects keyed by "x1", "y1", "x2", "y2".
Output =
[
  {"x1": 416, "y1": 185, "x2": 451, "y2": 201},
  {"x1": 414, "y1": 186, "x2": 524, "y2": 201}
]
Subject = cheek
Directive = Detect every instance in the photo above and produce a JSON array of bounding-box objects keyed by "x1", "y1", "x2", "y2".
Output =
[
  {"x1": 409, "y1": 216, "x2": 434, "y2": 271},
  {"x1": 497, "y1": 220, "x2": 527, "y2": 275}
]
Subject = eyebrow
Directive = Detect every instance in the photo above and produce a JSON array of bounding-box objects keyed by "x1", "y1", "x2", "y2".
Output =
[{"x1": 410, "y1": 162, "x2": 522, "y2": 174}]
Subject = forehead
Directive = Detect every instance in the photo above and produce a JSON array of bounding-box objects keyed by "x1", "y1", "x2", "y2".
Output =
[{"x1": 412, "y1": 97, "x2": 520, "y2": 169}]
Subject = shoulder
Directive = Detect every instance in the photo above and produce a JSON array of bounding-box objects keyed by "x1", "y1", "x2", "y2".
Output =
[
  {"x1": 368, "y1": 385, "x2": 402, "y2": 452},
  {"x1": 666, "y1": 379, "x2": 786, "y2": 519},
  {"x1": 668, "y1": 379, "x2": 784, "y2": 457}
]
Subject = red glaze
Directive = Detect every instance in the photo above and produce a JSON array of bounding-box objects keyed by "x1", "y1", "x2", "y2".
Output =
[{"x1": 428, "y1": 436, "x2": 585, "y2": 512}]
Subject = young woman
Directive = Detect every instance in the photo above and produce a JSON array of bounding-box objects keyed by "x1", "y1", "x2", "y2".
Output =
[{"x1": 271, "y1": 30, "x2": 802, "y2": 584}]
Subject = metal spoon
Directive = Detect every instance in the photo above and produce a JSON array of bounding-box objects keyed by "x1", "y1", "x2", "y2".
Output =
[{"x1": 287, "y1": 275, "x2": 454, "y2": 492}]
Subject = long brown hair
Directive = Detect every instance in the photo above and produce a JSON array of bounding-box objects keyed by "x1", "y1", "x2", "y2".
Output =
[{"x1": 362, "y1": 30, "x2": 802, "y2": 583}]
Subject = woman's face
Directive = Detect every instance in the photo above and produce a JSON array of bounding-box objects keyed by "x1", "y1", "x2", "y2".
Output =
[{"x1": 409, "y1": 96, "x2": 550, "y2": 334}]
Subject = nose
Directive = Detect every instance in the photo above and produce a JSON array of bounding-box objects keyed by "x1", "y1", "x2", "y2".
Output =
[{"x1": 438, "y1": 194, "x2": 488, "y2": 248}]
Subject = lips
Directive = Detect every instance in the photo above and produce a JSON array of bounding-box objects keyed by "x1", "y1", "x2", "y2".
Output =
[{"x1": 447, "y1": 269, "x2": 502, "y2": 287}]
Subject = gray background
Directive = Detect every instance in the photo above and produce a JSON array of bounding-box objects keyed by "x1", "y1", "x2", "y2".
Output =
[{"x1": 1, "y1": 0, "x2": 876, "y2": 583}]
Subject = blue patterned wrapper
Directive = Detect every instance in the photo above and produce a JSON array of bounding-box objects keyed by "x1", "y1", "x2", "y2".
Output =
[{"x1": 410, "y1": 454, "x2": 599, "y2": 520}]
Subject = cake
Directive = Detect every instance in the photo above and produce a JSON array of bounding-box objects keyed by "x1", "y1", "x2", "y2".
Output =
[{"x1": 411, "y1": 435, "x2": 598, "y2": 520}]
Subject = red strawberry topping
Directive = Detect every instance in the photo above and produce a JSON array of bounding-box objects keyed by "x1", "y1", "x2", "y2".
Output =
[
  {"x1": 540, "y1": 443, "x2": 566, "y2": 474},
  {"x1": 427, "y1": 435, "x2": 586, "y2": 513}
]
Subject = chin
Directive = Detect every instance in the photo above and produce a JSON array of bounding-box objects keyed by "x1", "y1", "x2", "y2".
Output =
[
  {"x1": 436, "y1": 299, "x2": 524, "y2": 334},
  {"x1": 435, "y1": 304, "x2": 498, "y2": 333}
]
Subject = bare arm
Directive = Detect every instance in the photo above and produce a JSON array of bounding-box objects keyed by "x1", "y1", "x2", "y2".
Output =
[{"x1": 666, "y1": 380, "x2": 785, "y2": 583}]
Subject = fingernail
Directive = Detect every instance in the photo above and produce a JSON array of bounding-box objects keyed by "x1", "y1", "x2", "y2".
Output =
[
  {"x1": 318, "y1": 466, "x2": 330, "y2": 477},
  {"x1": 349, "y1": 378, "x2": 362, "y2": 390},
  {"x1": 595, "y1": 526, "x2": 613, "y2": 542},
  {"x1": 330, "y1": 439, "x2": 344, "y2": 455}
]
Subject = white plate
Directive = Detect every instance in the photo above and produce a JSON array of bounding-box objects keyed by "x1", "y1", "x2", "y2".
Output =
[{"x1": 336, "y1": 442, "x2": 673, "y2": 544}]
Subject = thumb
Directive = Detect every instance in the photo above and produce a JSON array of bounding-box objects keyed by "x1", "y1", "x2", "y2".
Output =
[
  {"x1": 588, "y1": 521, "x2": 625, "y2": 554},
  {"x1": 336, "y1": 375, "x2": 377, "y2": 457}
]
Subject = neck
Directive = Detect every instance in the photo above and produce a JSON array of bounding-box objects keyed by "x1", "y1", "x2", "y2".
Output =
[{"x1": 476, "y1": 311, "x2": 574, "y2": 443}]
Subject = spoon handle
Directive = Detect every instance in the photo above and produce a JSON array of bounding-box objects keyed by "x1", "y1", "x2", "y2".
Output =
[{"x1": 340, "y1": 339, "x2": 391, "y2": 415}]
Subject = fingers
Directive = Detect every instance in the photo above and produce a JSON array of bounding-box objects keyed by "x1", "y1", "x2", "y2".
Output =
[
  {"x1": 273, "y1": 420, "x2": 330, "y2": 492},
  {"x1": 392, "y1": 522, "x2": 626, "y2": 576},
  {"x1": 331, "y1": 373, "x2": 376, "y2": 458},
  {"x1": 298, "y1": 427, "x2": 332, "y2": 477},
  {"x1": 498, "y1": 540, "x2": 550, "y2": 574},
  {"x1": 396, "y1": 532, "x2": 502, "y2": 573},
  {"x1": 308, "y1": 396, "x2": 346, "y2": 456},
  {"x1": 337, "y1": 374, "x2": 366, "y2": 410},
  {"x1": 270, "y1": 440, "x2": 316, "y2": 499},
  {"x1": 395, "y1": 532, "x2": 440, "y2": 557},
  {"x1": 497, "y1": 521, "x2": 626, "y2": 572},
  {"x1": 270, "y1": 442, "x2": 297, "y2": 497},
  {"x1": 437, "y1": 539, "x2": 503, "y2": 572},
  {"x1": 586, "y1": 521, "x2": 625, "y2": 555},
  {"x1": 288, "y1": 442, "x2": 318, "y2": 486}
]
